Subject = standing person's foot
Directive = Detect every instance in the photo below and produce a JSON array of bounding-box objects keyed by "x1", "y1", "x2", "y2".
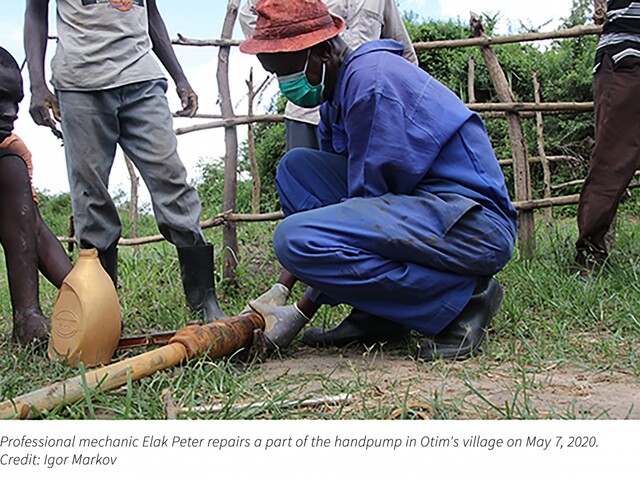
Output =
[
  {"x1": 12, "y1": 309, "x2": 50, "y2": 346},
  {"x1": 415, "y1": 277, "x2": 503, "y2": 361},
  {"x1": 572, "y1": 249, "x2": 605, "y2": 279}
]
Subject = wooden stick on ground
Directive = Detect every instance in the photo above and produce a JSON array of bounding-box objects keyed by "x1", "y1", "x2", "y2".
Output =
[
  {"x1": 0, "y1": 313, "x2": 264, "y2": 420},
  {"x1": 179, "y1": 393, "x2": 353, "y2": 415}
]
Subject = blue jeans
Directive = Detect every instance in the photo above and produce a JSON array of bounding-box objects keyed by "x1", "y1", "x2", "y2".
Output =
[
  {"x1": 274, "y1": 148, "x2": 514, "y2": 336},
  {"x1": 58, "y1": 79, "x2": 205, "y2": 250}
]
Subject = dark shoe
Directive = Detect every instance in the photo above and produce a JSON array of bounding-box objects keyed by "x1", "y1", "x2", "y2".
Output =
[
  {"x1": 572, "y1": 248, "x2": 606, "y2": 279},
  {"x1": 302, "y1": 308, "x2": 409, "y2": 348},
  {"x1": 98, "y1": 244, "x2": 118, "y2": 287},
  {"x1": 177, "y1": 244, "x2": 226, "y2": 322},
  {"x1": 416, "y1": 277, "x2": 503, "y2": 361}
]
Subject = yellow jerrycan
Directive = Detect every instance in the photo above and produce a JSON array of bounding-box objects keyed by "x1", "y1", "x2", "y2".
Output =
[{"x1": 48, "y1": 248, "x2": 122, "y2": 367}]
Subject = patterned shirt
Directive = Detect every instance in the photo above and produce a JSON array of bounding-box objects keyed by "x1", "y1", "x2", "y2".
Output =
[
  {"x1": 595, "y1": 0, "x2": 640, "y2": 72},
  {"x1": 51, "y1": 0, "x2": 163, "y2": 90}
]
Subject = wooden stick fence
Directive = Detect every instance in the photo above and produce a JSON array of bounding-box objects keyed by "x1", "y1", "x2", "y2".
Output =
[
  {"x1": 173, "y1": 102, "x2": 593, "y2": 136},
  {"x1": 217, "y1": 0, "x2": 241, "y2": 284},
  {"x1": 471, "y1": 12, "x2": 535, "y2": 257},
  {"x1": 63, "y1": 2, "x2": 614, "y2": 264},
  {"x1": 411, "y1": 24, "x2": 602, "y2": 51},
  {"x1": 532, "y1": 69, "x2": 553, "y2": 225}
]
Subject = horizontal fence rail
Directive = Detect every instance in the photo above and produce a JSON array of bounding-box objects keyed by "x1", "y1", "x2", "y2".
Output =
[{"x1": 52, "y1": 17, "x2": 608, "y2": 251}]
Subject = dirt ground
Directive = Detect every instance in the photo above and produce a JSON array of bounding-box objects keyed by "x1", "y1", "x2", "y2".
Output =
[{"x1": 255, "y1": 348, "x2": 639, "y2": 419}]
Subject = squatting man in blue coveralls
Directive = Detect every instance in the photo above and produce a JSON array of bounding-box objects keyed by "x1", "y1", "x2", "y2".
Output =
[{"x1": 240, "y1": 0, "x2": 518, "y2": 361}]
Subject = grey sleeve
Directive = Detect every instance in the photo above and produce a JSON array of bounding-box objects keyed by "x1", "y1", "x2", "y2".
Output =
[
  {"x1": 239, "y1": 0, "x2": 258, "y2": 38},
  {"x1": 381, "y1": 0, "x2": 418, "y2": 64}
]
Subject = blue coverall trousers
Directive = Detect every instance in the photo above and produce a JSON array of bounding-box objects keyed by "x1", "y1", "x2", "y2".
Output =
[{"x1": 274, "y1": 148, "x2": 514, "y2": 336}]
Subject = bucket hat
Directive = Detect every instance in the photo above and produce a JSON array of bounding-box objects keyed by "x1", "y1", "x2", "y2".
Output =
[{"x1": 240, "y1": 0, "x2": 345, "y2": 54}]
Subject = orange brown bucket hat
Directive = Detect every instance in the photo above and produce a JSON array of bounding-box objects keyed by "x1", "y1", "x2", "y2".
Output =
[{"x1": 239, "y1": 0, "x2": 345, "y2": 54}]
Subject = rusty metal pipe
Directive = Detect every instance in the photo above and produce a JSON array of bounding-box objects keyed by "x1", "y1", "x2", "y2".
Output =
[
  {"x1": 116, "y1": 330, "x2": 180, "y2": 350},
  {"x1": 0, "y1": 312, "x2": 264, "y2": 420}
]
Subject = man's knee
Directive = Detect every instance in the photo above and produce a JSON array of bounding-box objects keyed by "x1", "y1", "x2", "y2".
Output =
[
  {"x1": 276, "y1": 148, "x2": 315, "y2": 185},
  {"x1": 273, "y1": 216, "x2": 296, "y2": 266},
  {"x1": 0, "y1": 154, "x2": 31, "y2": 193},
  {"x1": 273, "y1": 214, "x2": 315, "y2": 273}
]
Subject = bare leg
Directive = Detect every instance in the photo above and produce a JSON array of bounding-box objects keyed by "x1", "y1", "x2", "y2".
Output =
[
  {"x1": 35, "y1": 207, "x2": 72, "y2": 288},
  {"x1": 296, "y1": 295, "x2": 320, "y2": 320},
  {"x1": 0, "y1": 156, "x2": 49, "y2": 345},
  {"x1": 276, "y1": 269, "x2": 298, "y2": 291}
]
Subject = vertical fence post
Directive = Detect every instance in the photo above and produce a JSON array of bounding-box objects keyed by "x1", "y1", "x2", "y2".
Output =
[
  {"x1": 471, "y1": 13, "x2": 535, "y2": 258},
  {"x1": 217, "y1": 0, "x2": 241, "y2": 284},
  {"x1": 246, "y1": 68, "x2": 261, "y2": 214},
  {"x1": 467, "y1": 56, "x2": 476, "y2": 103},
  {"x1": 532, "y1": 69, "x2": 553, "y2": 226}
]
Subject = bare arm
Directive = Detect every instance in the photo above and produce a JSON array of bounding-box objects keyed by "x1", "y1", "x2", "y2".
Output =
[
  {"x1": 24, "y1": 0, "x2": 62, "y2": 138},
  {"x1": 147, "y1": 0, "x2": 198, "y2": 117}
]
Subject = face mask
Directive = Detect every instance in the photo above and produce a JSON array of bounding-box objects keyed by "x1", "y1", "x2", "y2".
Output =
[{"x1": 277, "y1": 50, "x2": 326, "y2": 108}]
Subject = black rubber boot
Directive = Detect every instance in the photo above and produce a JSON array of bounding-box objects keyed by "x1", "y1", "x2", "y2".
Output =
[
  {"x1": 177, "y1": 244, "x2": 226, "y2": 322},
  {"x1": 96, "y1": 244, "x2": 126, "y2": 331},
  {"x1": 416, "y1": 277, "x2": 504, "y2": 361},
  {"x1": 302, "y1": 308, "x2": 409, "y2": 348},
  {"x1": 98, "y1": 244, "x2": 118, "y2": 287}
]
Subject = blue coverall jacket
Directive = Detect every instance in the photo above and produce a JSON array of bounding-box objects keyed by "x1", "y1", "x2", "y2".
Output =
[{"x1": 273, "y1": 40, "x2": 518, "y2": 335}]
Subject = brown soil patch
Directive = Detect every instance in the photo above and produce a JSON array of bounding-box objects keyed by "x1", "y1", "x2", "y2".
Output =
[{"x1": 255, "y1": 348, "x2": 639, "y2": 419}]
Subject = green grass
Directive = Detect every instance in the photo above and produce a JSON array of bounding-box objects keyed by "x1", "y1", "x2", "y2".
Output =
[
  {"x1": 496, "y1": 218, "x2": 639, "y2": 373},
  {"x1": 0, "y1": 213, "x2": 638, "y2": 420}
]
